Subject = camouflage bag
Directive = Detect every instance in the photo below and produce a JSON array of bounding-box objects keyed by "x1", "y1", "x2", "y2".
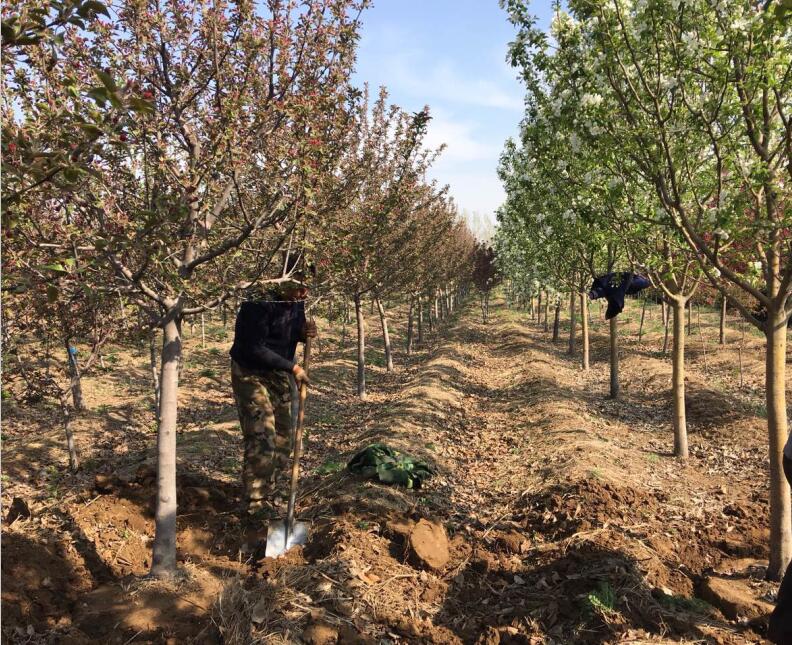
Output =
[{"x1": 347, "y1": 443, "x2": 433, "y2": 489}]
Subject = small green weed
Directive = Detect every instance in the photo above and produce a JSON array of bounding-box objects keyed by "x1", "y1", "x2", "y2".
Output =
[
  {"x1": 199, "y1": 368, "x2": 218, "y2": 379},
  {"x1": 356, "y1": 520, "x2": 370, "y2": 530},
  {"x1": 588, "y1": 468, "x2": 602, "y2": 480},
  {"x1": 583, "y1": 580, "x2": 616, "y2": 617},
  {"x1": 657, "y1": 593, "x2": 714, "y2": 615},
  {"x1": 425, "y1": 442, "x2": 436, "y2": 452},
  {"x1": 316, "y1": 460, "x2": 344, "y2": 475},
  {"x1": 646, "y1": 453, "x2": 660, "y2": 463}
]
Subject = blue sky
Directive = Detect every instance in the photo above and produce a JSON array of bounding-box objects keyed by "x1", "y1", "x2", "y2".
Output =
[{"x1": 353, "y1": 1, "x2": 554, "y2": 232}]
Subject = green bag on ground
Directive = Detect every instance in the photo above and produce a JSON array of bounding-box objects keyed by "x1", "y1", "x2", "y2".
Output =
[{"x1": 347, "y1": 443, "x2": 434, "y2": 489}]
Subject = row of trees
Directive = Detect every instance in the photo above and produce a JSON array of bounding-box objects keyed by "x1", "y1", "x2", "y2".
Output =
[
  {"x1": 497, "y1": 0, "x2": 791, "y2": 578},
  {"x1": 2, "y1": 0, "x2": 476, "y2": 577}
]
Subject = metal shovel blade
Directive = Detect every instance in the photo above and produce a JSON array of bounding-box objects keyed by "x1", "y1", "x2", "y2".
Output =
[{"x1": 264, "y1": 520, "x2": 309, "y2": 558}]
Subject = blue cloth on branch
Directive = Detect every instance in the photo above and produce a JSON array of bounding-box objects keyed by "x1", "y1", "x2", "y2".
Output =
[
  {"x1": 230, "y1": 293, "x2": 306, "y2": 373},
  {"x1": 589, "y1": 273, "x2": 651, "y2": 320}
]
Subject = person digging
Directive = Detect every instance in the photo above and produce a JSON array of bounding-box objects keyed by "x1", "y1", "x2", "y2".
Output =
[{"x1": 229, "y1": 273, "x2": 316, "y2": 549}]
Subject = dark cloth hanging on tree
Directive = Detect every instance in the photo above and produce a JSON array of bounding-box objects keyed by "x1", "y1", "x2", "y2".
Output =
[{"x1": 589, "y1": 273, "x2": 651, "y2": 320}]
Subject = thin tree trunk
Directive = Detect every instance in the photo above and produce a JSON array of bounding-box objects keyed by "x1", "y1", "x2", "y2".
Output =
[
  {"x1": 150, "y1": 314, "x2": 182, "y2": 578},
  {"x1": 417, "y1": 296, "x2": 424, "y2": 343},
  {"x1": 66, "y1": 343, "x2": 85, "y2": 411},
  {"x1": 544, "y1": 295, "x2": 550, "y2": 333},
  {"x1": 537, "y1": 291, "x2": 542, "y2": 324},
  {"x1": 375, "y1": 297, "x2": 394, "y2": 372},
  {"x1": 719, "y1": 295, "x2": 727, "y2": 345},
  {"x1": 581, "y1": 293, "x2": 590, "y2": 371},
  {"x1": 568, "y1": 290, "x2": 577, "y2": 356},
  {"x1": 406, "y1": 299, "x2": 414, "y2": 356},
  {"x1": 671, "y1": 299, "x2": 688, "y2": 458},
  {"x1": 354, "y1": 294, "x2": 366, "y2": 399},
  {"x1": 552, "y1": 302, "x2": 561, "y2": 342},
  {"x1": 661, "y1": 299, "x2": 668, "y2": 327},
  {"x1": 60, "y1": 391, "x2": 79, "y2": 471},
  {"x1": 200, "y1": 314, "x2": 206, "y2": 349},
  {"x1": 427, "y1": 299, "x2": 433, "y2": 333},
  {"x1": 662, "y1": 303, "x2": 671, "y2": 356},
  {"x1": 767, "y1": 307, "x2": 792, "y2": 580},
  {"x1": 638, "y1": 298, "x2": 647, "y2": 343},
  {"x1": 150, "y1": 329, "x2": 160, "y2": 413},
  {"x1": 609, "y1": 316, "x2": 619, "y2": 400}
]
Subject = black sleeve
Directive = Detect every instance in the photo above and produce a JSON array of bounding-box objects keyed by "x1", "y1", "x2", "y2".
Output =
[{"x1": 249, "y1": 343, "x2": 295, "y2": 372}]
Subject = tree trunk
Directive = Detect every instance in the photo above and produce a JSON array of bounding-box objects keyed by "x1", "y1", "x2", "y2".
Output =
[
  {"x1": 719, "y1": 295, "x2": 727, "y2": 345},
  {"x1": 544, "y1": 295, "x2": 550, "y2": 333},
  {"x1": 375, "y1": 297, "x2": 394, "y2": 372},
  {"x1": 427, "y1": 299, "x2": 433, "y2": 333},
  {"x1": 60, "y1": 391, "x2": 79, "y2": 471},
  {"x1": 406, "y1": 299, "x2": 414, "y2": 356},
  {"x1": 537, "y1": 291, "x2": 542, "y2": 324},
  {"x1": 609, "y1": 316, "x2": 619, "y2": 399},
  {"x1": 687, "y1": 299, "x2": 692, "y2": 336},
  {"x1": 200, "y1": 313, "x2": 206, "y2": 349},
  {"x1": 662, "y1": 303, "x2": 671, "y2": 356},
  {"x1": 638, "y1": 298, "x2": 647, "y2": 343},
  {"x1": 150, "y1": 314, "x2": 182, "y2": 578},
  {"x1": 671, "y1": 299, "x2": 688, "y2": 458},
  {"x1": 150, "y1": 330, "x2": 160, "y2": 413},
  {"x1": 354, "y1": 294, "x2": 366, "y2": 399},
  {"x1": 568, "y1": 290, "x2": 577, "y2": 356},
  {"x1": 66, "y1": 344, "x2": 86, "y2": 411},
  {"x1": 661, "y1": 299, "x2": 668, "y2": 327},
  {"x1": 417, "y1": 296, "x2": 424, "y2": 343},
  {"x1": 552, "y1": 302, "x2": 561, "y2": 342},
  {"x1": 581, "y1": 293, "x2": 590, "y2": 371},
  {"x1": 766, "y1": 307, "x2": 792, "y2": 580}
]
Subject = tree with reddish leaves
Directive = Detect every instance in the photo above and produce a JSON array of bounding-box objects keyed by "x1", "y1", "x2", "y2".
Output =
[
  {"x1": 3, "y1": 0, "x2": 368, "y2": 578},
  {"x1": 472, "y1": 243, "x2": 500, "y2": 323}
]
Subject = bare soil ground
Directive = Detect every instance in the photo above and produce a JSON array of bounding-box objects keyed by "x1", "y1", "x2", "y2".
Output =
[{"x1": 1, "y1": 294, "x2": 785, "y2": 643}]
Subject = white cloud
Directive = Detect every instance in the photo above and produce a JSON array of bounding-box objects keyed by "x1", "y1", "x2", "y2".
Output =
[
  {"x1": 423, "y1": 111, "x2": 502, "y2": 162},
  {"x1": 387, "y1": 56, "x2": 524, "y2": 111}
]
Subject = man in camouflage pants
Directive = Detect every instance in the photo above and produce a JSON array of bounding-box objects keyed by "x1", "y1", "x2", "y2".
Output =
[{"x1": 229, "y1": 277, "x2": 315, "y2": 518}]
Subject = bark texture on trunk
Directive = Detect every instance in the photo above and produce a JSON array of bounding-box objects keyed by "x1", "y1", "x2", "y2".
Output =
[
  {"x1": 354, "y1": 294, "x2": 366, "y2": 399},
  {"x1": 638, "y1": 299, "x2": 647, "y2": 343},
  {"x1": 417, "y1": 296, "x2": 424, "y2": 344},
  {"x1": 406, "y1": 299, "x2": 414, "y2": 355},
  {"x1": 766, "y1": 309, "x2": 792, "y2": 580},
  {"x1": 552, "y1": 303, "x2": 561, "y2": 342},
  {"x1": 150, "y1": 330, "x2": 160, "y2": 413},
  {"x1": 66, "y1": 344, "x2": 85, "y2": 411},
  {"x1": 544, "y1": 296, "x2": 549, "y2": 333},
  {"x1": 662, "y1": 303, "x2": 671, "y2": 356},
  {"x1": 375, "y1": 298, "x2": 394, "y2": 372},
  {"x1": 671, "y1": 299, "x2": 688, "y2": 459},
  {"x1": 581, "y1": 293, "x2": 590, "y2": 371},
  {"x1": 568, "y1": 291, "x2": 577, "y2": 356},
  {"x1": 537, "y1": 291, "x2": 542, "y2": 324},
  {"x1": 609, "y1": 316, "x2": 619, "y2": 399},
  {"x1": 60, "y1": 391, "x2": 79, "y2": 471},
  {"x1": 150, "y1": 315, "x2": 181, "y2": 578},
  {"x1": 719, "y1": 296, "x2": 727, "y2": 345}
]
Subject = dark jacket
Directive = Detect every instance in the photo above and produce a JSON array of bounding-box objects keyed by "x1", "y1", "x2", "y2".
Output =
[
  {"x1": 229, "y1": 295, "x2": 306, "y2": 373},
  {"x1": 589, "y1": 272, "x2": 651, "y2": 319}
]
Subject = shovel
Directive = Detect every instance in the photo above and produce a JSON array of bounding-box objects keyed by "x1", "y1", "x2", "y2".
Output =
[{"x1": 265, "y1": 335, "x2": 311, "y2": 557}]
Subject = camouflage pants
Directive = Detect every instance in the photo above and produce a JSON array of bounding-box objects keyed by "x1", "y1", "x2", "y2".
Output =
[{"x1": 231, "y1": 360, "x2": 292, "y2": 512}]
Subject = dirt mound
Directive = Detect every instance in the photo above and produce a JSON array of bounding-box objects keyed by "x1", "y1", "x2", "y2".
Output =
[{"x1": 519, "y1": 479, "x2": 666, "y2": 541}]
